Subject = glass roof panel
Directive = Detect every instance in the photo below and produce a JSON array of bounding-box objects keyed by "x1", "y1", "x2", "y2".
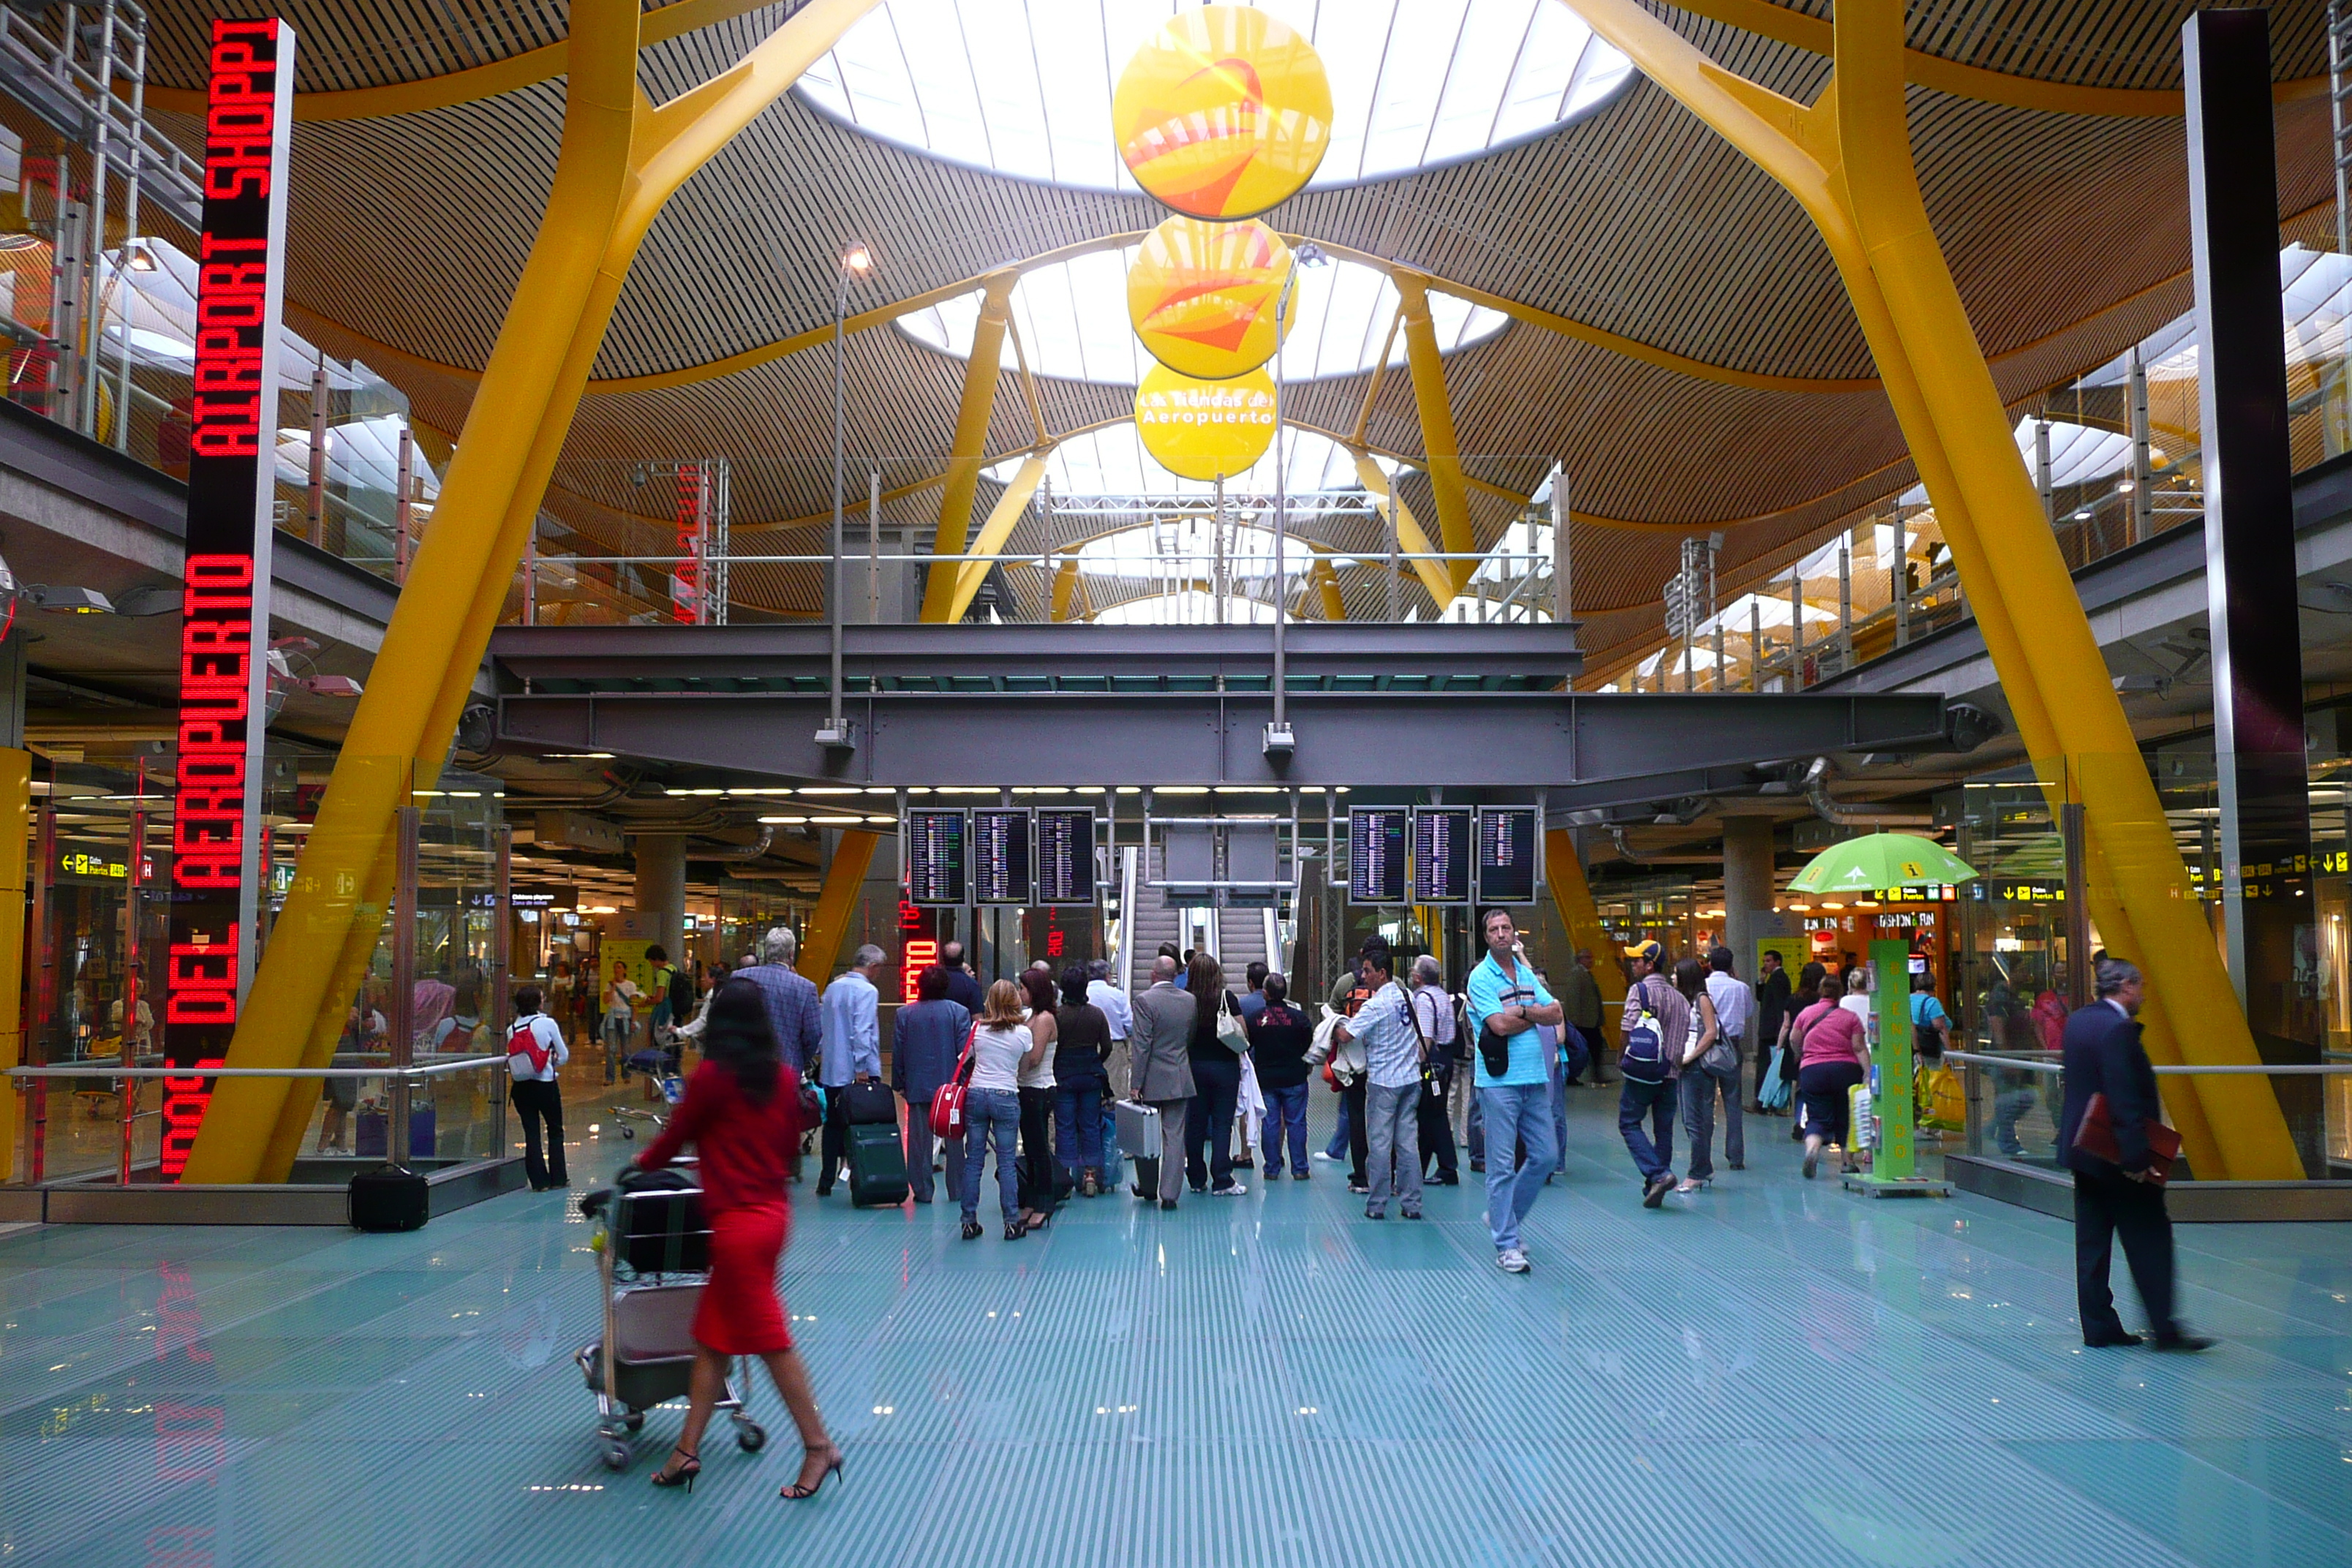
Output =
[
  {"x1": 902, "y1": 249, "x2": 1509, "y2": 384},
  {"x1": 799, "y1": 0, "x2": 1634, "y2": 191},
  {"x1": 1074, "y1": 516, "x2": 1355, "y2": 578}
]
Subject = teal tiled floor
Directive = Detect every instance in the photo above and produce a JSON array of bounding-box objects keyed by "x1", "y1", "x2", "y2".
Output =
[{"x1": 3, "y1": 1090, "x2": 2348, "y2": 1567}]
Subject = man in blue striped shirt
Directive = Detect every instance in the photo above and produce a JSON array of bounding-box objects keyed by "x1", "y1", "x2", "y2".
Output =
[{"x1": 1464, "y1": 908, "x2": 1563, "y2": 1275}]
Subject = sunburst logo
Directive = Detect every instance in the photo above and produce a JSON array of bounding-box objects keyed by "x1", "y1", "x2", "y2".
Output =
[
  {"x1": 1112, "y1": 6, "x2": 1332, "y2": 220},
  {"x1": 1128, "y1": 216, "x2": 1292, "y2": 379}
]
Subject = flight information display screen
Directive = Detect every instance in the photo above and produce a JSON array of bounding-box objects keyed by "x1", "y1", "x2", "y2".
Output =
[
  {"x1": 1347, "y1": 807, "x2": 1409, "y2": 904},
  {"x1": 973, "y1": 807, "x2": 1034, "y2": 905},
  {"x1": 1411, "y1": 806, "x2": 1474, "y2": 905},
  {"x1": 1036, "y1": 807, "x2": 1097, "y2": 905},
  {"x1": 905, "y1": 809, "x2": 968, "y2": 905},
  {"x1": 1477, "y1": 805, "x2": 1542, "y2": 904}
]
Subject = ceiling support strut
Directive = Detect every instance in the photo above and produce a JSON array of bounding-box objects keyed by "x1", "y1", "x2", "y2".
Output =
[{"x1": 1553, "y1": 0, "x2": 2298, "y2": 1177}]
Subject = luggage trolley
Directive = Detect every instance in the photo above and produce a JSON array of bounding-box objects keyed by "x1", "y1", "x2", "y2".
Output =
[{"x1": 576, "y1": 1167, "x2": 768, "y2": 1471}]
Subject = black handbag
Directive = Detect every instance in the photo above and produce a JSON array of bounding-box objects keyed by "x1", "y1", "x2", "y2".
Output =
[{"x1": 1477, "y1": 1022, "x2": 1513, "y2": 1079}]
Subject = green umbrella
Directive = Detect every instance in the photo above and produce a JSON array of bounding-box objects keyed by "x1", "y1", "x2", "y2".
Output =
[{"x1": 1786, "y1": 831, "x2": 1978, "y2": 895}]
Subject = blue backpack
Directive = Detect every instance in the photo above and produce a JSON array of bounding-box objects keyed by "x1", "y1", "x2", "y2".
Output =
[{"x1": 1619, "y1": 979, "x2": 1670, "y2": 1084}]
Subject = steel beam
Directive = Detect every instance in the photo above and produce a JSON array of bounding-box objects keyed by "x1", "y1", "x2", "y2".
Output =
[{"x1": 496, "y1": 690, "x2": 1952, "y2": 788}]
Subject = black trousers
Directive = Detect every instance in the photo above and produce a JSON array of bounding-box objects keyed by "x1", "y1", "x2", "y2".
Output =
[
  {"x1": 1017, "y1": 1085, "x2": 1057, "y2": 1210},
  {"x1": 509, "y1": 1078, "x2": 568, "y2": 1187},
  {"x1": 815, "y1": 1087, "x2": 849, "y2": 1193},
  {"x1": 2074, "y1": 1167, "x2": 2177, "y2": 1341},
  {"x1": 1185, "y1": 1058, "x2": 1243, "y2": 1191},
  {"x1": 1419, "y1": 1063, "x2": 1458, "y2": 1178},
  {"x1": 1342, "y1": 1076, "x2": 1369, "y2": 1186}
]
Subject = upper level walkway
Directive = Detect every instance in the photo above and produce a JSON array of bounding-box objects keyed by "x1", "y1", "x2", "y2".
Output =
[{"x1": 2, "y1": 1091, "x2": 2344, "y2": 1568}]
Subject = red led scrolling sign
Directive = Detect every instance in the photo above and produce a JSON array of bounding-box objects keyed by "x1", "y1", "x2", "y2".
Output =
[{"x1": 162, "y1": 18, "x2": 296, "y2": 1177}]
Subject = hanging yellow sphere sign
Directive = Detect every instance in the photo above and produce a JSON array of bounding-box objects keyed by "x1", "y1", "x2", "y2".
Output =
[
  {"x1": 1128, "y1": 216, "x2": 1292, "y2": 380},
  {"x1": 1112, "y1": 5, "x2": 1333, "y2": 220},
  {"x1": 1134, "y1": 363, "x2": 1275, "y2": 482}
]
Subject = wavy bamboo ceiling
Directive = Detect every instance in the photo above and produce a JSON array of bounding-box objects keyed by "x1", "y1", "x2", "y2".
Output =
[{"x1": 144, "y1": 0, "x2": 2335, "y2": 666}]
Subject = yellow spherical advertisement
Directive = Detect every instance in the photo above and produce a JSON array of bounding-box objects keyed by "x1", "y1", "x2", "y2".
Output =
[
  {"x1": 1134, "y1": 363, "x2": 1276, "y2": 482},
  {"x1": 1112, "y1": 4, "x2": 1333, "y2": 220},
  {"x1": 1127, "y1": 216, "x2": 1292, "y2": 380}
]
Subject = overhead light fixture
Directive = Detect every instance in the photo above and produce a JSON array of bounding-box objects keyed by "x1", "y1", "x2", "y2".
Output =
[
  {"x1": 127, "y1": 242, "x2": 157, "y2": 272},
  {"x1": 840, "y1": 241, "x2": 872, "y2": 274},
  {"x1": 30, "y1": 584, "x2": 114, "y2": 614}
]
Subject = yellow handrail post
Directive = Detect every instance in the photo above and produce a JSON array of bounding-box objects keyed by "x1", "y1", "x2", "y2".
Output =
[
  {"x1": 923, "y1": 272, "x2": 1019, "y2": 622},
  {"x1": 1392, "y1": 271, "x2": 1475, "y2": 596}
]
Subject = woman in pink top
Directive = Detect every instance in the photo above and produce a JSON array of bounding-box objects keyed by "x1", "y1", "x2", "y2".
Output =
[{"x1": 1790, "y1": 975, "x2": 1870, "y2": 1179}]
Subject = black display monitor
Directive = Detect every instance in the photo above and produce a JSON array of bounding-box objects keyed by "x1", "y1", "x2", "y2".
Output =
[
  {"x1": 905, "y1": 808, "x2": 968, "y2": 906},
  {"x1": 973, "y1": 807, "x2": 1034, "y2": 905},
  {"x1": 1476, "y1": 804, "x2": 1542, "y2": 905},
  {"x1": 1347, "y1": 806, "x2": 1409, "y2": 904},
  {"x1": 1411, "y1": 806, "x2": 1474, "y2": 905},
  {"x1": 1036, "y1": 807, "x2": 1098, "y2": 906}
]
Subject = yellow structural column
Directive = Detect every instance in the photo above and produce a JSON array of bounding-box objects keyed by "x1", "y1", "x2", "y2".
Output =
[
  {"x1": 193, "y1": 0, "x2": 887, "y2": 1183},
  {"x1": 1391, "y1": 271, "x2": 1475, "y2": 597},
  {"x1": 0, "y1": 747, "x2": 27, "y2": 1181},
  {"x1": 1827, "y1": 0, "x2": 2293, "y2": 1175},
  {"x1": 1550, "y1": 0, "x2": 2274, "y2": 1176},
  {"x1": 1347, "y1": 452, "x2": 1456, "y2": 608},
  {"x1": 946, "y1": 451, "x2": 1051, "y2": 622},
  {"x1": 1545, "y1": 828, "x2": 1625, "y2": 1044},
  {"x1": 797, "y1": 830, "x2": 881, "y2": 987},
  {"x1": 924, "y1": 273, "x2": 1019, "y2": 622}
]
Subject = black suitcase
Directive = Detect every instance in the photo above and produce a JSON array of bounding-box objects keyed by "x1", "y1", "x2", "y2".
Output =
[
  {"x1": 350, "y1": 1166, "x2": 429, "y2": 1232},
  {"x1": 1017, "y1": 1152, "x2": 1074, "y2": 1210},
  {"x1": 845, "y1": 1122, "x2": 908, "y2": 1206},
  {"x1": 837, "y1": 1081, "x2": 899, "y2": 1126}
]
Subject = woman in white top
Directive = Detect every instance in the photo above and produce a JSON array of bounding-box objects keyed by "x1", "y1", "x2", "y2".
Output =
[
  {"x1": 1839, "y1": 966, "x2": 1873, "y2": 1028},
  {"x1": 505, "y1": 984, "x2": 573, "y2": 1191},
  {"x1": 961, "y1": 980, "x2": 1046, "y2": 1240},
  {"x1": 1015, "y1": 970, "x2": 1060, "y2": 1233}
]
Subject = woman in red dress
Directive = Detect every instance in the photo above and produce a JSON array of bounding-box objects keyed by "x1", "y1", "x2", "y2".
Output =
[{"x1": 634, "y1": 978, "x2": 844, "y2": 1500}]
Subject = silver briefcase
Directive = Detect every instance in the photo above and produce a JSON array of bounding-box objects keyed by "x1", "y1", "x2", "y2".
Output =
[{"x1": 1112, "y1": 1098, "x2": 1161, "y2": 1159}]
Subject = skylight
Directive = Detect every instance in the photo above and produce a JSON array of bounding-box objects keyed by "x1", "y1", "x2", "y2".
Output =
[
  {"x1": 904, "y1": 248, "x2": 1507, "y2": 384},
  {"x1": 799, "y1": 0, "x2": 1635, "y2": 192},
  {"x1": 990, "y1": 423, "x2": 1391, "y2": 497}
]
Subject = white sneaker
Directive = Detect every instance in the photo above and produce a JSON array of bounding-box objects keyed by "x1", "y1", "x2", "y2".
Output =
[
  {"x1": 1496, "y1": 1248, "x2": 1531, "y2": 1274},
  {"x1": 1311, "y1": 1151, "x2": 1341, "y2": 1163},
  {"x1": 1213, "y1": 1181, "x2": 1248, "y2": 1196}
]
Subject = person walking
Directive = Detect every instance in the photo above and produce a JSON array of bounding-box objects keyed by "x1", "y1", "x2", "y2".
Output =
[
  {"x1": 1409, "y1": 955, "x2": 1460, "y2": 1185},
  {"x1": 1126, "y1": 954, "x2": 1196, "y2": 1207},
  {"x1": 1557, "y1": 946, "x2": 1610, "y2": 1085},
  {"x1": 889, "y1": 964, "x2": 970, "y2": 1205},
  {"x1": 1752, "y1": 949, "x2": 1792, "y2": 1111},
  {"x1": 1051, "y1": 964, "x2": 1113, "y2": 1196},
  {"x1": 1016, "y1": 969, "x2": 1060, "y2": 1230},
  {"x1": 600, "y1": 962, "x2": 638, "y2": 1085},
  {"x1": 1466, "y1": 910, "x2": 1564, "y2": 1273},
  {"x1": 960, "y1": 980, "x2": 1041, "y2": 1240},
  {"x1": 1768, "y1": 960, "x2": 1825, "y2": 1117},
  {"x1": 635, "y1": 979, "x2": 843, "y2": 1502},
  {"x1": 504, "y1": 984, "x2": 570, "y2": 1191},
  {"x1": 1248, "y1": 973, "x2": 1313, "y2": 1179},
  {"x1": 1792, "y1": 972, "x2": 1869, "y2": 1178},
  {"x1": 735, "y1": 927, "x2": 823, "y2": 1079},
  {"x1": 1335, "y1": 944, "x2": 1424, "y2": 1221},
  {"x1": 1682, "y1": 946, "x2": 1749, "y2": 1190},
  {"x1": 1320, "y1": 957, "x2": 1376, "y2": 1190},
  {"x1": 1181, "y1": 954, "x2": 1248, "y2": 1196},
  {"x1": 2058, "y1": 957, "x2": 2214, "y2": 1352},
  {"x1": 813, "y1": 946, "x2": 885, "y2": 1198},
  {"x1": 1085, "y1": 957, "x2": 1131, "y2": 1187},
  {"x1": 1617, "y1": 941, "x2": 1693, "y2": 1208}
]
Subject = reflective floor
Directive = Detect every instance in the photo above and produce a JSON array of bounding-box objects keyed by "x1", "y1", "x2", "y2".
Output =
[{"x1": 4, "y1": 1088, "x2": 2348, "y2": 1567}]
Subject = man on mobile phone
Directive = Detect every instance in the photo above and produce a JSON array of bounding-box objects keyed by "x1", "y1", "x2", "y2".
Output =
[{"x1": 1464, "y1": 909, "x2": 1564, "y2": 1275}]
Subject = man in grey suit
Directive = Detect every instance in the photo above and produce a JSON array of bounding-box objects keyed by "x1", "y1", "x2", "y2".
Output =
[{"x1": 1127, "y1": 955, "x2": 1196, "y2": 1209}]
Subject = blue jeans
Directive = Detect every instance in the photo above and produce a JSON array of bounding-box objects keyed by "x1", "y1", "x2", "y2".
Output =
[
  {"x1": 1055, "y1": 1074, "x2": 1105, "y2": 1176},
  {"x1": 960, "y1": 1087, "x2": 1020, "y2": 1223},
  {"x1": 1325, "y1": 1089, "x2": 1353, "y2": 1158},
  {"x1": 1477, "y1": 1083, "x2": 1558, "y2": 1253},
  {"x1": 1620, "y1": 1075, "x2": 1678, "y2": 1183},
  {"x1": 1261, "y1": 1082, "x2": 1310, "y2": 1175}
]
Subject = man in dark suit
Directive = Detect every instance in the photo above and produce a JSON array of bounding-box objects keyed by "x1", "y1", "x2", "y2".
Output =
[{"x1": 2057, "y1": 957, "x2": 2213, "y2": 1352}]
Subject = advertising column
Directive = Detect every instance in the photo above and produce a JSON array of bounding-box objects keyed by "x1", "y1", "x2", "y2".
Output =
[{"x1": 160, "y1": 18, "x2": 295, "y2": 1179}]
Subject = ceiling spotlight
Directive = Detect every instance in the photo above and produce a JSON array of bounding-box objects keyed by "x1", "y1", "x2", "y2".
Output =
[
  {"x1": 841, "y1": 241, "x2": 872, "y2": 274},
  {"x1": 127, "y1": 242, "x2": 157, "y2": 272},
  {"x1": 29, "y1": 584, "x2": 113, "y2": 615},
  {"x1": 1294, "y1": 241, "x2": 1330, "y2": 268}
]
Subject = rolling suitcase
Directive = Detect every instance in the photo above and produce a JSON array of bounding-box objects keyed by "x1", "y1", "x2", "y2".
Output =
[
  {"x1": 1098, "y1": 1102, "x2": 1124, "y2": 1188},
  {"x1": 845, "y1": 1121, "x2": 909, "y2": 1206},
  {"x1": 355, "y1": 1104, "x2": 436, "y2": 1159},
  {"x1": 350, "y1": 1165, "x2": 430, "y2": 1232},
  {"x1": 1115, "y1": 1098, "x2": 1161, "y2": 1199},
  {"x1": 838, "y1": 1081, "x2": 899, "y2": 1126}
]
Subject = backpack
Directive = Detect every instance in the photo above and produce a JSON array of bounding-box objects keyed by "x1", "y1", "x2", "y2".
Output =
[
  {"x1": 1618, "y1": 978, "x2": 1671, "y2": 1085},
  {"x1": 506, "y1": 1014, "x2": 553, "y2": 1076}
]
